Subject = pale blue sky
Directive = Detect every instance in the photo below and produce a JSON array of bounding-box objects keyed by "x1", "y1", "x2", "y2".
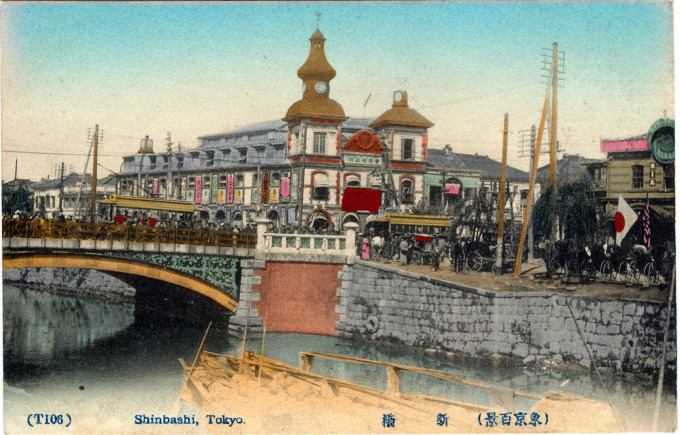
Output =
[{"x1": 1, "y1": 2, "x2": 674, "y2": 181}]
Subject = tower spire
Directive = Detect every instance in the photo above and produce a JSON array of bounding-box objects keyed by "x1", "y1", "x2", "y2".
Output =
[{"x1": 283, "y1": 27, "x2": 346, "y2": 122}]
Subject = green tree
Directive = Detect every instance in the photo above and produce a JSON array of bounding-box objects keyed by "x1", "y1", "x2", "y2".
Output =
[{"x1": 2, "y1": 186, "x2": 33, "y2": 216}]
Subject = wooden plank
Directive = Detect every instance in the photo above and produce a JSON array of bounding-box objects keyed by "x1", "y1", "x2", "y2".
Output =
[
  {"x1": 386, "y1": 365, "x2": 401, "y2": 397},
  {"x1": 178, "y1": 358, "x2": 189, "y2": 371}
]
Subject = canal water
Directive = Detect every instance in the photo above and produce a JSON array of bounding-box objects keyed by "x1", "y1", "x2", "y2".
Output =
[{"x1": 3, "y1": 283, "x2": 677, "y2": 433}]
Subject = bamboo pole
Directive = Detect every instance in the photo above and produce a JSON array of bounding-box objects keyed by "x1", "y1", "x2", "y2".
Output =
[
  {"x1": 172, "y1": 321, "x2": 212, "y2": 414},
  {"x1": 652, "y1": 265, "x2": 675, "y2": 430},
  {"x1": 495, "y1": 114, "x2": 509, "y2": 273},
  {"x1": 513, "y1": 97, "x2": 549, "y2": 277}
]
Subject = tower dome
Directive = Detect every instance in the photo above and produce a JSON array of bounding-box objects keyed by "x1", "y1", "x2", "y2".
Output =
[
  {"x1": 283, "y1": 28, "x2": 346, "y2": 123},
  {"x1": 296, "y1": 29, "x2": 337, "y2": 83}
]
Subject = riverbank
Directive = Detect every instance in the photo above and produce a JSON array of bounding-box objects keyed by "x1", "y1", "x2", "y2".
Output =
[
  {"x1": 374, "y1": 259, "x2": 669, "y2": 302},
  {"x1": 336, "y1": 260, "x2": 676, "y2": 377},
  {"x1": 3, "y1": 268, "x2": 135, "y2": 302}
]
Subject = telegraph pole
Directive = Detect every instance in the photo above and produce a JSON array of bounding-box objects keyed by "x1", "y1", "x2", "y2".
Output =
[
  {"x1": 296, "y1": 121, "x2": 308, "y2": 230},
  {"x1": 166, "y1": 131, "x2": 174, "y2": 199},
  {"x1": 549, "y1": 42, "x2": 558, "y2": 189},
  {"x1": 527, "y1": 125, "x2": 536, "y2": 262},
  {"x1": 90, "y1": 124, "x2": 99, "y2": 220},
  {"x1": 495, "y1": 114, "x2": 509, "y2": 273},
  {"x1": 58, "y1": 162, "x2": 65, "y2": 214},
  {"x1": 514, "y1": 97, "x2": 549, "y2": 278}
]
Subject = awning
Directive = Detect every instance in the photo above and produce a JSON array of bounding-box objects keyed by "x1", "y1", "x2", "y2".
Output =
[
  {"x1": 380, "y1": 214, "x2": 450, "y2": 227},
  {"x1": 341, "y1": 188, "x2": 381, "y2": 214},
  {"x1": 99, "y1": 195, "x2": 200, "y2": 213}
]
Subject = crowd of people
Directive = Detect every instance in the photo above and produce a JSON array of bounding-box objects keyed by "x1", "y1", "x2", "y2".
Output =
[{"x1": 358, "y1": 230, "x2": 451, "y2": 271}]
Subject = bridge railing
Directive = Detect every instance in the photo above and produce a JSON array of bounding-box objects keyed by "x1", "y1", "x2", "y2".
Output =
[
  {"x1": 2, "y1": 219, "x2": 255, "y2": 249},
  {"x1": 255, "y1": 219, "x2": 358, "y2": 264}
]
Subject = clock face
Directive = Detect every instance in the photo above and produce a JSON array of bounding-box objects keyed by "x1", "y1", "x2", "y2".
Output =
[
  {"x1": 393, "y1": 91, "x2": 403, "y2": 103},
  {"x1": 314, "y1": 82, "x2": 327, "y2": 94}
]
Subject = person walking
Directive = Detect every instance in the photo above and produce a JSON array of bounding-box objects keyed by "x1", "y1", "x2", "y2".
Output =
[
  {"x1": 431, "y1": 243, "x2": 441, "y2": 271},
  {"x1": 361, "y1": 236, "x2": 370, "y2": 260},
  {"x1": 399, "y1": 237, "x2": 409, "y2": 265}
]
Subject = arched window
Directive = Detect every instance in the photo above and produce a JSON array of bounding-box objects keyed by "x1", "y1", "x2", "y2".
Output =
[
  {"x1": 313, "y1": 172, "x2": 329, "y2": 201},
  {"x1": 345, "y1": 174, "x2": 360, "y2": 187}
]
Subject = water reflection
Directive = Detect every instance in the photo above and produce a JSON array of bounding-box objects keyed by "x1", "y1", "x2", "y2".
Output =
[{"x1": 3, "y1": 284, "x2": 134, "y2": 366}]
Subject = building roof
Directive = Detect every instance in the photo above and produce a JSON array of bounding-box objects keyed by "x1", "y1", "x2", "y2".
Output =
[
  {"x1": 369, "y1": 91, "x2": 433, "y2": 130},
  {"x1": 427, "y1": 145, "x2": 529, "y2": 182},
  {"x1": 32, "y1": 173, "x2": 114, "y2": 190},
  {"x1": 3, "y1": 178, "x2": 34, "y2": 190},
  {"x1": 536, "y1": 154, "x2": 603, "y2": 183},
  {"x1": 199, "y1": 120, "x2": 287, "y2": 141}
]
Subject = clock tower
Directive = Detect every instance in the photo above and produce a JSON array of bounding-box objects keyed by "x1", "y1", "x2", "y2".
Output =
[
  {"x1": 283, "y1": 28, "x2": 347, "y2": 125},
  {"x1": 284, "y1": 28, "x2": 347, "y2": 229}
]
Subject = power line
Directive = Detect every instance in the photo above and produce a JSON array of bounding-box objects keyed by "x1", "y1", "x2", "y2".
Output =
[{"x1": 1, "y1": 149, "x2": 127, "y2": 157}]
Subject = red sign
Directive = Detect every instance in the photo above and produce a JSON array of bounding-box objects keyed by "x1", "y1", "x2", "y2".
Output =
[
  {"x1": 113, "y1": 216, "x2": 127, "y2": 224},
  {"x1": 341, "y1": 188, "x2": 381, "y2": 214}
]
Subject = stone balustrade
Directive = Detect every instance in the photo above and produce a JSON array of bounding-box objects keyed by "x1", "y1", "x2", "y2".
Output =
[{"x1": 255, "y1": 219, "x2": 357, "y2": 264}]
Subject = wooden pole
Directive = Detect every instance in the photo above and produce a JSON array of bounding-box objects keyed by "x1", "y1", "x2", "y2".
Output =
[
  {"x1": 527, "y1": 125, "x2": 536, "y2": 262},
  {"x1": 495, "y1": 114, "x2": 509, "y2": 272},
  {"x1": 90, "y1": 124, "x2": 99, "y2": 218},
  {"x1": 172, "y1": 321, "x2": 212, "y2": 414},
  {"x1": 652, "y1": 265, "x2": 675, "y2": 430},
  {"x1": 549, "y1": 42, "x2": 558, "y2": 190},
  {"x1": 514, "y1": 97, "x2": 549, "y2": 277}
]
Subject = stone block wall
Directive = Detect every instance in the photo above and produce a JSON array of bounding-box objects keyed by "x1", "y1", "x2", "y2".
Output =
[
  {"x1": 336, "y1": 261, "x2": 676, "y2": 374},
  {"x1": 230, "y1": 260, "x2": 342, "y2": 336}
]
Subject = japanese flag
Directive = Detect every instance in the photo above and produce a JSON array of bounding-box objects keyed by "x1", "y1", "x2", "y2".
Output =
[{"x1": 615, "y1": 194, "x2": 638, "y2": 246}]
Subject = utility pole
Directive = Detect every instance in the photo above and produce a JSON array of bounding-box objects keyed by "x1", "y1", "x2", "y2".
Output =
[
  {"x1": 527, "y1": 125, "x2": 536, "y2": 262},
  {"x1": 541, "y1": 41, "x2": 564, "y2": 187},
  {"x1": 495, "y1": 114, "x2": 509, "y2": 273},
  {"x1": 166, "y1": 131, "x2": 174, "y2": 199},
  {"x1": 58, "y1": 162, "x2": 65, "y2": 214},
  {"x1": 549, "y1": 42, "x2": 558, "y2": 190},
  {"x1": 14, "y1": 159, "x2": 18, "y2": 180},
  {"x1": 296, "y1": 121, "x2": 308, "y2": 230},
  {"x1": 90, "y1": 124, "x2": 99, "y2": 220},
  {"x1": 514, "y1": 97, "x2": 549, "y2": 278}
]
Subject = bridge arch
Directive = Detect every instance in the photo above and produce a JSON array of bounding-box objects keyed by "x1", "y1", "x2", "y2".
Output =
[{"x1": 3, "y1": 253, "x2": 237, "y2": 311}]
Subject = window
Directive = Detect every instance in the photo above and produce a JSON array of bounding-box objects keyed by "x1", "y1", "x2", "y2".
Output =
[
  {"x1": 400, "y1": 179, "x2": 414, "y2": 204},
  {"x1": 402, "y1": 138, "x2": 414, "y2": 160},
  {"x1": 314, "y1": 186, "x2": 330, "y2": 200},
  {"x1": 235, "y1": 174, "x2": 244, "y2": 188},
  {"x1": 206, "y1": 151, "x2": 215, "y2": 167},
  {"x1": 313, "y1": 132, "x2": 326, "y2": 154},
  {"x1": 313, "y1": 172, "x2": 329, "y2": 201},
  {"x1": 149, "y1": 156, "x2": 156, "y2": 170},
  {"x1": 346, "y1": 175, "x2": 360, "y2": 187},
  {"x1": 664, "y1": 164, "x2": 674, "y2": 189},
  {"x1": 219, "y1": 175, "x2": 227, "y2": 188},
  {"x1": 177, "y1": 156, "x2": 184, "y2": 168},
  {"x1": 429, "y1": 186, "x2": 442, "y2": 207},
  {"x1": 632, "y1": 165, "x2": 643, "y2": 189}
]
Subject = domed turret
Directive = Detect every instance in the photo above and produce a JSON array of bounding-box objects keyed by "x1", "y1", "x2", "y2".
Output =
[
  {"x1": 283, "y1": 29, "x2": 346, "y2": 123},
  {"x1": 370, "y1": 91, "x2": 434, "y2": 130},
  {"x1": 296, "y1": 29, "x2": 337, "y2": 83}
]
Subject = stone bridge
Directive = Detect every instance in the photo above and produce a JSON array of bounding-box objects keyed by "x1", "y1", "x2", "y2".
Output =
[{"x1": 2, "y1": 219, "x2": 357, "y2": 329}]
